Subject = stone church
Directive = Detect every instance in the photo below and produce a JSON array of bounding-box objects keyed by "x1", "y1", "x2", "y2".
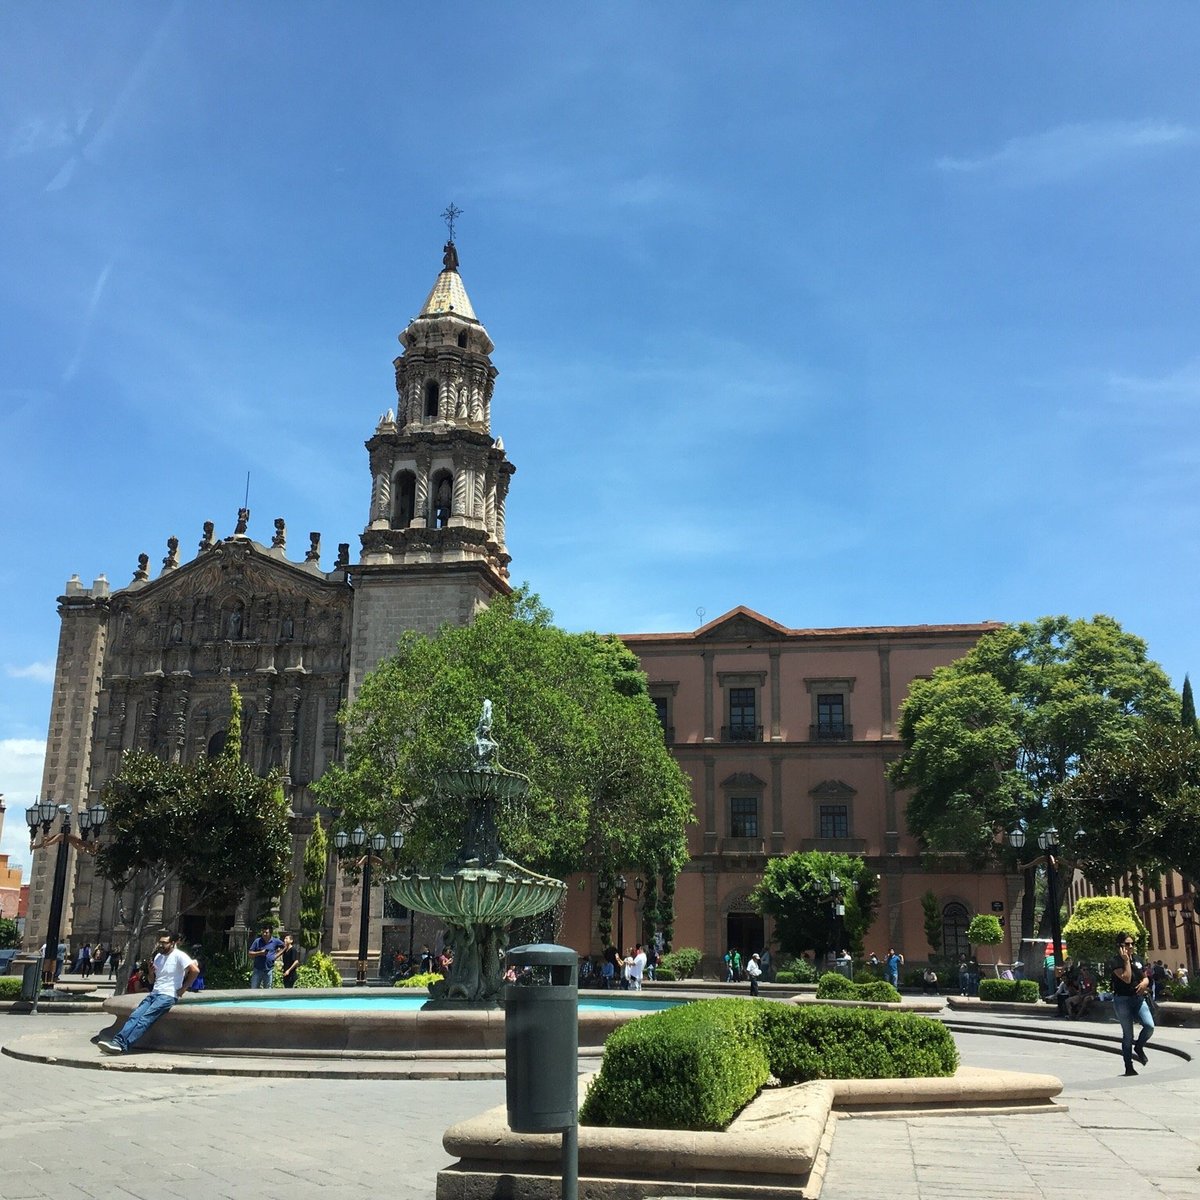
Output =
[
  {"x1": 26, "y1": 239, "x2": 515, "y2": 966},
  {"x1": 29, "y1": 237, "x2": 1023, "y2": 977}
]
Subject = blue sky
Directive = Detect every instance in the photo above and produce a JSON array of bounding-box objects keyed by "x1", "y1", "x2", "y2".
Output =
[{"x1": 3, "y1": 6, "x2": 1198, "y2": 874}]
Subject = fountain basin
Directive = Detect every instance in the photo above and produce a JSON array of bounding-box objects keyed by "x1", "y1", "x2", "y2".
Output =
[{"x1": 99, "y1": 989, "x2": 684, "y2": 1057}]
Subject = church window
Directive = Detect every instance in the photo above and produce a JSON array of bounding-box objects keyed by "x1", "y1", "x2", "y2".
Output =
[
  {"x1": 424, "y1": 379, "x2": 440, "y2": 419},
  {"x1": 207, "y1": 729, "x2": 228, "y2": 757},
  {"x1": 457, "y1": 330, "x2": 468, "y2": 348},
  {"x1": 431, "y1": 469, "x2": 454, "y2": 528},
  {"x1": 393, "y1": 470, "x2": 416, "y2": 528}
]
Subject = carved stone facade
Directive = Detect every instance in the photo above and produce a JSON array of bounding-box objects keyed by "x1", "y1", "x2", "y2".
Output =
[{"x1": 27, "y1": 242, "x2": 514, "y2": 966}]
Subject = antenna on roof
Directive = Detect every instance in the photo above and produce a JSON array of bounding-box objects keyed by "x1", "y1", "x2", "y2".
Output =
[{"x1": 696, "y1": 607, "x2": 707, "y2": 625}]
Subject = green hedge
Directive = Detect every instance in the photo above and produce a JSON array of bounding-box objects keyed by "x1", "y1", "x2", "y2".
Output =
[
  {"x1": 654, "y1": 967, "x2": 677, "y2": 981},
  {"x1": 815, "y1": 972, "x2": 901, "y2": 1003},
  {"x1": 580, "y1": 998, "x2": 957, "y2": 1131},
  {"x1": 0, "y1": 976, "x2": 21, "y2": 999},
  {"x1": 393, "y1": 971, "x2": 443, "y2": 989},
  {"x1": 658, "y1": 948, "x2": 701, "y2": 980},
  {"x1": 580, "y1": 999, "x2": 767, "y2": 1131},
  {"x1": 296, "y1": 952, "x2": 342, "y2": 988},
  {"x1": 977, "y1": 978, "x2": 1040, "y2": 1003}
]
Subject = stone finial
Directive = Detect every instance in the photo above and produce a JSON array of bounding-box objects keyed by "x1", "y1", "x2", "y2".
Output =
[
  {"x1": 199, "y1": 521, "x2": 216, "y2": 552},
  {"x1": 132, "y1": 553, "x2": 150, "y2": 582},
  {"x1": 335, "y1": 543, "x2": 350, "y2": 569},
  {"x1": 305, "y1": 532, "x2": 321, "y2": 563},
  {"x1": 234, "y1": 508, "x2": 250, "y2": 537},
  {"x1": 272, "y1": 518, "x2": 287, "y2": 550},
  {"x1": 162, "y1": 536, "x2": 180, "y2": 571},
  {"x1": 442, "y1": 240, "x2": 459, "y2": 272}
]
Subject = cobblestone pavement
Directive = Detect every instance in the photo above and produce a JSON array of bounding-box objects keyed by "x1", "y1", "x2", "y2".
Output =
[{"x1": 3, "y1": 1008, "x2": 1198, "y2": 1198}]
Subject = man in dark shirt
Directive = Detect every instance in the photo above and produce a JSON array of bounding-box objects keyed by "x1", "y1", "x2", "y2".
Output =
[{"x1": 1109, "y1": 932, "x2": 1154, "y2": 1076}]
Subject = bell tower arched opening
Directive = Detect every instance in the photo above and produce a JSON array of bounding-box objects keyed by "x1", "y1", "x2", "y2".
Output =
[{"x1": 393, "y1": 470, "x2": 416, "y2": 528}]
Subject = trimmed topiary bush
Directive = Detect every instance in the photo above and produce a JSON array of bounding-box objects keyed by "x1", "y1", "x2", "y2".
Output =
[
  {"x1": 658, "y1": 947, "x2": 701, "y2": 980},
  {"x1": 580, "y1": 999, "x2": 768, "y2": 1130},
  {"x1": 393, "y1": 971, "x2": 443, "y2": 989},
  {"x1": 654, "y1": 967, "x2": 677, "y2": 981},
  {"x1": 296, "y1": 951, "x2": 343, "y2": 988},
  {"x1": 757, "y1": 1003, "x2": 958, "y2": 1084},
  {"x1": 816, "y1": 972, "x2": 901, "y2": 1003},
  {"x1": 1062, "y1": 895, "x2": 1147, "y2": 966},
  {"x1": 978, "y1": 978, "x2": 1040, "y2": 1003},
  {"x1": 580, "y1": 998, "x2": 958, "y2": 1131},
  {"x1": 0, "y1": 976, "x2": 22, "y2": 999}
]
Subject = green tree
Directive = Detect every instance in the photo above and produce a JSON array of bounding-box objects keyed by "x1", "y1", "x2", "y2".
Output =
[
  {"x1": 1061, "y1": 895, "x2": 1147, "y2": 967},
  {"x1": 889, "y1": 615, "x2": 1176, "y2": 941},
  {"x1": 920, "y1": 891, "x2": 943, "y2": 959},
  {"x1": 299, "y1": 813, "x2": 329, "y2": 953},
  {"x1": 1056, "y1": 721, "x2": 1200, "y2": 887},
  {"x1": 749, "y1": 852, "x2": 879, "y2": 961},
  {"x1": 965, "y1": 913, "x2": 1004, "y2": 977},
  {"x1": 1182, "y1": 674, "x2": 1198, "y2": 736},
  {"x1": 0, "y1": 917, "x2": 20, "y2": 949},
  {"x1": 96, "y1": 689, "x2": 293, "y2": 994},
  {"x1": 313, "y1": 591, "x2": 693, "y2": 926}
]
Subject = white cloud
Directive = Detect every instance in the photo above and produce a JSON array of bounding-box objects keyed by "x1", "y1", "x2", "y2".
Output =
[
  {"x1": 1106, "y1": 359, "x2": 1200, "y2": 402},
  {"x1": 937, "y1": 120, "x2": 1195, "y2": 186},
  {"x1": 0, "y1": 737, "x2": 47, "y2": 879},
  {"x1": 6, "y1": 662, "x2": 55, "y2": 684}
]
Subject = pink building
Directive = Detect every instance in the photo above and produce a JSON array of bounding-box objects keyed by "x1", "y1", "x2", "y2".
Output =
[{"x1": 560, "y1": 606, "x2": 1019, "y2": 974}]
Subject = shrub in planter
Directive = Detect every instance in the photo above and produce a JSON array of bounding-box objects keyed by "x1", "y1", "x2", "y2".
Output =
[
  {"x1": 296, "y1": 951, "x2": 343, "y2": 988},
  {"x1": 815, "y1": 971, "x2": 855, "y2": 999},
  {"x1": 815, "y1": 973, "x2": 900, "y2": 1003},
  {"x1": 658, "y1": 947, "x2": 702, "y2": 980},
  {"x1": 978, "y1": 978, "x2": 1039, "y2": 1003},
  {"x1": 0, "y1": 976, "x2": 22, "y2": 1000},
  {"x1": 1165, "y1": 979, "x2": 1200, "y2": 1002},
  {"x1": 654, "y1": 967, "x2": 677, "y2": 982},
  {"x1": 757, "y1": 1003, "x2": 958, "y2": 1084},
  {"x1": 1062, "y1": 896, "x2": 1147, "y2": 966},
  {"x1": 393, "y1": 971, "x2": 443, "y2": 989},
  {"x1": 581, "y1": 999, "x2": 767, "y2": 1130},
  {"x1": 853, "y1": 969, "x2": 877, "y2": 985},
  {"x1": 902, "y1": 968, "x2": 925, "y2": 989},
  {"x1": 774, "y1": 969, "x2": 799, "y2": 984}
]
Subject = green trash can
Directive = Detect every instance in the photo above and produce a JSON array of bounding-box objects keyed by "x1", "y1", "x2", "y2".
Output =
[
  {"x1": 15, "y1": 957, "x2": 42, "y2": 1003},
  {"x1": 505, "y1": 943, "x2": 578, "y2": 1133}
]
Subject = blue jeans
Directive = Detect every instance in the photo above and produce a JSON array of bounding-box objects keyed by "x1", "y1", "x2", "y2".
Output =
[
  {"x1": 250, "y1": 967, "x2": 271, "y2": 989},
  {"x1": 1112, "y1": 994, "x2": 1154, "y2": 1065},
  {"x1": 112, "y1": 991, "x2": 175, "y2": 1050}
]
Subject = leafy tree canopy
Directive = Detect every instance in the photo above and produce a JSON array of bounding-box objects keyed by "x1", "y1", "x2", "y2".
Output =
[
  {"x1": 313, "y1": 590, "x2": 693, "y2": 881},
  {"x1": 1056, "y1": 721, "x2": 1200, "y2": 886},
  {"x1": 890, "y1": 615, "x2": 1176, "y2": 864},
  {"x1": 749, "y1": 851, "x2": 879, "y2": 960},
  {"x1": 0, "y1": 917, "x2": 20, "y2": 949},
  {"x1": 96, "y1": 748, "x2": 293, "y2": 913}
]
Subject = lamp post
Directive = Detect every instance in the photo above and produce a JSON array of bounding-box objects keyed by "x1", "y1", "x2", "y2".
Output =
[
  {"x1": 26, "y1": 796, "x2": 107, "y2": 1000},
  {"x1": 334, "y1": 826, "x2": 404, "y2": 986},
  {"x1": 827, "y1": 872, "x2": 846, "y2": 972},
  {"x1": 614, "y1": 874, "x2": 627, "y2": 957},
  {"x1": 1009, "y1": 825, "x2": 1064, "y2": 974}
]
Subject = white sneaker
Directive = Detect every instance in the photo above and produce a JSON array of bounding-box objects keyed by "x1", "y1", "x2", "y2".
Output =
[{"x1": 97, "y1": 1039, "x2": 124, "y2": 1054}]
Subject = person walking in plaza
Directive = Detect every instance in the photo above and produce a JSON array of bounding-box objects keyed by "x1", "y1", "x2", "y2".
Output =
[
  {"x1": 629, "y1": 944, "x2": 646, "y2": 991},
  {"x1": 746, "y1": 951, "x2": 762, "y2": 996},
  {"x1": 248, "y1": 924, "x2": 283, "y2": 988},
  {"x1": 1110, "y1": 932, "x2": 1154, "y2": 1076},
  {"x1": 97, "y1": 932, "x2": 198, "y2": 1055}
]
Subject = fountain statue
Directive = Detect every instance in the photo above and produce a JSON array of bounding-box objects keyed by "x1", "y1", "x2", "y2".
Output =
[{"x1": 386, "y1": 701, "x2": 567, "y2": 1007}]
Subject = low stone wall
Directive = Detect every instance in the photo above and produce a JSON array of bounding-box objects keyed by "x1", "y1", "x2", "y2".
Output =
[{"x1": 436, "y1": 1067, "x2": 1063, "y2": 1200}]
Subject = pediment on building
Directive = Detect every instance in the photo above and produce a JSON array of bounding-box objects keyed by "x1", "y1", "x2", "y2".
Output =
[
  {"x1": 810, "y1": 779, "x2": 857, "y2": 799},
  {"x1": 720, "y1": 772, "x2": 767, "y2": 789},
  {"x1": 695, "y1": 606, "x2": 789, "y2": 643}
]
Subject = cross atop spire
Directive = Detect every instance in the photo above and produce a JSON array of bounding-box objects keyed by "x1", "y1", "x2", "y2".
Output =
[{"x1": 441, "y1": 202, "x2": 462, "y2": 243}]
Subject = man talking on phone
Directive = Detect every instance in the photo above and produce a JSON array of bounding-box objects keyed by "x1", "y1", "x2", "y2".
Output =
[{"x1": 1109, "y1": 932, "x2": 1154, "y2": 1077}]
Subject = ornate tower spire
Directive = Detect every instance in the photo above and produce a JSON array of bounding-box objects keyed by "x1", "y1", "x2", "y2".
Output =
[{"x1": 358, "y1": 231, "x2": 513, "y2": 585}]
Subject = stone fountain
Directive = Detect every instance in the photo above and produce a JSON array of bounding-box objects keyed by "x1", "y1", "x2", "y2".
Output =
[{"x1": 386, "y1": 701, "x2": 567, "y2": 1007}]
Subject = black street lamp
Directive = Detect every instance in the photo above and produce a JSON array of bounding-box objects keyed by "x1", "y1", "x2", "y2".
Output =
[
  {"x1": 614, "y1": 874, "x2": 627, "y2": 956},
  {"x1": 334, "y1": 826, "x2": 404, "y2": 986},
  {"x1": 827, "y1": 872, "x2": 846, "y2": 970},
  {"x1": 1009, "y1": 825, "x2": 1064, "y2": 973},
  {"x1": 26, "y1": 797, "x2": 107, "y2": 1001}
]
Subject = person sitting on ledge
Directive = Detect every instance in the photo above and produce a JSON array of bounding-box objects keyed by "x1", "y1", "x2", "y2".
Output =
[{"x1": 97, "y1": 931, "x2": 198, "y2": 1055}]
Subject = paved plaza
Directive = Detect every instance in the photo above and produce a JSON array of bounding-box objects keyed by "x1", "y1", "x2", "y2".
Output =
[{"x1": 2, "y1": 1005, "x2": 1198, "y2": 1199}]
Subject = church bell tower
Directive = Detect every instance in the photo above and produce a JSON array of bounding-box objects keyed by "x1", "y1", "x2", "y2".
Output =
[{"x1": 347, "y1": 232, "x2": 515, "y2": 697}]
